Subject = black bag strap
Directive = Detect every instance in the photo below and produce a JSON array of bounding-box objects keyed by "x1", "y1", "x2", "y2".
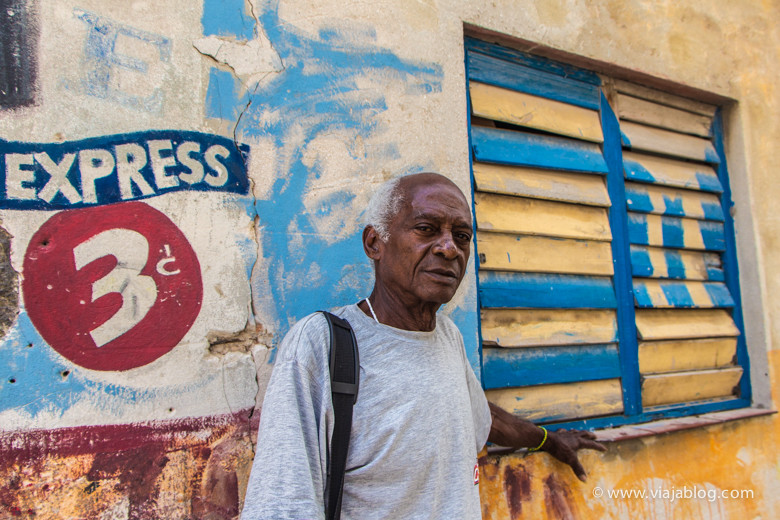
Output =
[{"x1": 321, "y1": 311, "x2": 359, "y2": 520}]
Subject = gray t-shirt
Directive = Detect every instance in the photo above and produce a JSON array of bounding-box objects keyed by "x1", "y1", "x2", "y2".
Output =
[{"x1": 241, "y1": 303, "x2": 492, "y2": 520}]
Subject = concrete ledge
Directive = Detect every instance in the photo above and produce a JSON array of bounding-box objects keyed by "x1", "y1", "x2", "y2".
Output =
[
  {"x1": 485, "y1": 408, "x2": 775, "y2": 456},
  {"x1": 595, "y1": 407, "x2": 776, "y2": 443}
]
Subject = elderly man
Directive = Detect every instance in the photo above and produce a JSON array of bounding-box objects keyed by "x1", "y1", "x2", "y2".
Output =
[{"x1": 241, "y1": 172, "x2": 604, "y2": 520}]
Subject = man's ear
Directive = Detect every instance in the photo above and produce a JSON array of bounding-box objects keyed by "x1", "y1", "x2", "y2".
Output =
[{"x1": 362, "y1": 225, "x2": 383, "y2": 261}]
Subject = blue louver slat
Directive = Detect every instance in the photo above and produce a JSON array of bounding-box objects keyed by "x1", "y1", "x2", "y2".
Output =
[
  {"x1": 471, "y1": 126, "x2": 609, "y2": 174},
  {"x1": 478, "y1": 271, "x2": 617, "y2": 309},
  {"x1": 467, "y1": 51, "x2": 601, "y2": 110},
  {"x1": 482, "y1": 344, "x2": 621, "y2": 389}
]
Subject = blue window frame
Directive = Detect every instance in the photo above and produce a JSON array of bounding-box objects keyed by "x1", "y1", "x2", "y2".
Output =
[{"x1": 465, "y1": 37, "x2": 751, "y2": 430}]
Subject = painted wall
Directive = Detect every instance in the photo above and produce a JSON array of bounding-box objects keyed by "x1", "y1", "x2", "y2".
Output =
[
  {"x1": 479, "y1": 350, "x2": 780, "y2": 519},
  {"x1": 0, "y1": 0, "x2": 777, "y2": 518}
]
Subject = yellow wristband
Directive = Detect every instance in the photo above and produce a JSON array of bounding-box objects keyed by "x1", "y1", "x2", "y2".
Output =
[{"x1": 528, "y1": 426, "x2": 547, "y2": 452}]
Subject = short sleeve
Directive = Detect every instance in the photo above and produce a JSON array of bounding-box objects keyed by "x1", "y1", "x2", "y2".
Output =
[
  {"x1": 240, "y1": 314, "x2": 332, "y2": 520},
  {"x1": 441, "y1": 315, "x2": 492, "y2": 452},
  {"x1": 461, "y1": 340, "x2": 492, "y2": 451}
]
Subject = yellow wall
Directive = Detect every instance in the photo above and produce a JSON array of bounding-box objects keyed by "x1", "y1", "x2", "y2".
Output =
[{"x1": 480, "y1": 350, "x2": 780, "y2": 519}]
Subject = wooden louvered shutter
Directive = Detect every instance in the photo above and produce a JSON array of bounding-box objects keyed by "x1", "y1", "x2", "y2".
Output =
[
  {"x1": 466, "y1": 40, "x2": 623, "y2": 422},
  {"x1": 611, "y1": 80, "x2": 744, "y2": 407}
]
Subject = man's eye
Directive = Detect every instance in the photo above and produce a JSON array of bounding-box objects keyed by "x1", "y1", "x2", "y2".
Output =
[
  {"x1": 456, "y1": 232, "x2": 472, "y2": 242},
  {"x1": 417, "y1": 225, "x2": 434, "y2": 232}
]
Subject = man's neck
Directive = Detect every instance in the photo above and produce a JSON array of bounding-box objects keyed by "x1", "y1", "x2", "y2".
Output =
[{"x1": 358, "y1": 288, "x2": 440, "y2": 332}]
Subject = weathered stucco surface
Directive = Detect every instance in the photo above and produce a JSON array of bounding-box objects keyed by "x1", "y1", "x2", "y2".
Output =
[
  {"x1": 479, "y1": 349, "x2": 780, "y2": 519},
  {"x1": 0, "y1": 0, "x2": 778, "y2": 518}
]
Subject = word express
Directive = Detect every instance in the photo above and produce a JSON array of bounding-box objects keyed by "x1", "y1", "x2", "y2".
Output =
[{"x1": 1, "y1": 130, "x2": 249, "y2": 209}]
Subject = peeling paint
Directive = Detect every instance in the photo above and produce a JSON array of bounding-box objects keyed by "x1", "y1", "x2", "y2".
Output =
[
  {"x1": 0, "y1": 223, "x2": 18, "y2": 339},
  {"x1": 69, "y1": 8, "x2": 172, "y2": 114},
  {"x1": 207, "y1": 321, "x2": 272, "y2": 354},
  {"x1": 193, "y1": 33, "x2": 283, "y2": 86},
  {"x1": 0, "y1": 411, "x2": 255, "y2": 519},
  {"x1": 503, "y1": 464, "x2": 531, "y2": 518}
]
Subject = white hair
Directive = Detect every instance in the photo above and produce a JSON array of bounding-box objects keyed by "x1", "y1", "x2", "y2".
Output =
[{"x1": 363, "y1": 177, "x2": 405, "y2": 241}]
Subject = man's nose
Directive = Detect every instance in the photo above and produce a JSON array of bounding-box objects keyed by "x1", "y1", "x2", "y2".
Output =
[{"x1": 433, "y1": 232, "x2": 459, "y2": 259}]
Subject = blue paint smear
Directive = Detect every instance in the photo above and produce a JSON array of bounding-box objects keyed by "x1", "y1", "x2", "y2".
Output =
[
  {"x1": 664, "y1": 250, "x2": 686, "y2": 279},
  {"x1": 206, "y1": 68, "x2": 247, "y2": 123},
  {"x1": 625, "y1": 185, "x2": 653, "y2": 213},
  {"x1": 701, "y1": 200, "x2": 725, "y2": 221},
  {"x1": 632, "y1": 282, "x2": 652, "y2": 307},
  {"x1": 620, "y1": 130, "x2": 632, "y2": 148},
  {"x1": 707, "y1": 266, "x2": 725, "y2": 282},
  {"x1": 623, "y1": 159, "x2": 655, "y2": 183},
  {"x1": 0, "y1": 312, "x2": 80, "y2": 416},
  {"x1": 200, "y1": 0, "x2": 446, "y2": 347},
  {"x1": 704, "y1": 146, "x2": 721, "y2": 164},
  {"x1": 319, "y1": 25, "x2": 377, "y2": 44},
  {"x1": 629, "y1": 246, "x2": 653, "y2": 277},
  {"x1": 627, "y1": 213, "x2": 649, "y2": 245},
  {"x1": 662, "y1": 193, "x2": 684, "y2": 217},
  {"x1": 695, "y1": 171, "x2": 723, "y2": 193},
  {"x1": 660, "y1": 282, "x2": 694, "y2": 308},
  {"x1": 202, "y1": 0, "x2": 255, "y2": 40},
  {"x1": 661, "y1": 216, "x2": 684, "y2": 248},
  {"x1": 700, "y1": 221, "x2": 726, "y2": 251},
  {"x1": 704, "y1": 283, "x2": 735, "y2": 307},
  {"x1": 219, "y1": 195, "x2": 260, "y2": 291},
  {"x1": 74, "y1": 9, "x2": 171, "y2": 114},
  {"x1": 0, "y1": 311, "x2": 218, "y2": 416}
]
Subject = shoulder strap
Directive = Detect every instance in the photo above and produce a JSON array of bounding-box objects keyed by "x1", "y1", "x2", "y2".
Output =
[{"x1": 321, "y1": 311, "x2": 359, "y2": 520}]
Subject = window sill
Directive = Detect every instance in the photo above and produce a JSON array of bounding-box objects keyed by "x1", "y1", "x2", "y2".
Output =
[
  {"x1": 484, "y1": 408, "x2": 776, "y2": 456},
  {"x1": 594, "y1": 407, "x2": 776, "y2": 442}
]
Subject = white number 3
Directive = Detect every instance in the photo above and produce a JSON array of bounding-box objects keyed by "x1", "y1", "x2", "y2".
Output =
[{"x1": 73, "y1": 229, "x2": 158, "y2": 348}]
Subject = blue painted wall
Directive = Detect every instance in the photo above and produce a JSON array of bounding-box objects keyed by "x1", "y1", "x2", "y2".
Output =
[{"x1": 200, "y1": 0, "x2": 483, "y2": 369}]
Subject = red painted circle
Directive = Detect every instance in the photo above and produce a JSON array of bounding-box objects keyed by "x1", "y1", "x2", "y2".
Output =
[{"x1": 22, "y1": 202, "x2": 203, "y2": 371}]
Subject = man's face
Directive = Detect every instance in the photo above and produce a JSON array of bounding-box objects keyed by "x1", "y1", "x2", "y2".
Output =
[{"x1": 374, "y1": 176, "x2": 473, "y2": 307}]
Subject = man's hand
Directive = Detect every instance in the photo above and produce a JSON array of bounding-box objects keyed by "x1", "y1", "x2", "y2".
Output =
[
  {"x1": 487, "y1": 402, "x2": 606, "y2": 482},
  {"x1": 542, "y1": 429, "x2": 606, "y2": 482}
]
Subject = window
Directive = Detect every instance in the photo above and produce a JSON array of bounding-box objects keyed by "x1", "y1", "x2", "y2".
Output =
[{"x1": 466, "y1": 37, "x2": 750, "y2": 430}]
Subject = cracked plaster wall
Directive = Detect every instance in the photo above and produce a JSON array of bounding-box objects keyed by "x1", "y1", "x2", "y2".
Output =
[{"x1": 0, "y1": 0, "x2": 778, "y2": 518}]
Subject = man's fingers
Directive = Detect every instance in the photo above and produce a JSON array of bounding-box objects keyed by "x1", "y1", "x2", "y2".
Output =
[
  {"x1": 564, "y1": 430, "x2": 607, "y2": 452},
  {"x1": 569, "y1": 458, "x2": 587, "y2": 482},
  {"x1": 544, "y1": 429, "x2": 606, "y2": 483},
  {"x1": 578, "y1": 438, "x2": 607, "y2": 452}
]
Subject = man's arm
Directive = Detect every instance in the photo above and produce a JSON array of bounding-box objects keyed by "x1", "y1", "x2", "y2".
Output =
[
  {"x1": 241, "y1": 316, "x2": 330, "y2": 520},
  {"x1": 487, "y1": 402, "x2": 606, "y2": 482}
]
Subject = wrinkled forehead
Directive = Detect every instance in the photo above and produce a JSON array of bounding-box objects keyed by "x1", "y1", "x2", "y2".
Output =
[{"x1": 397, "y1": 176, "x2": 472, "y2": 223}]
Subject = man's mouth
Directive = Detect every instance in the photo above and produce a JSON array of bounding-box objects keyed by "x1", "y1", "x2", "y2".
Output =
[{"x1": 426, "y1": 268, "x2": 459, "y2": 281}]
